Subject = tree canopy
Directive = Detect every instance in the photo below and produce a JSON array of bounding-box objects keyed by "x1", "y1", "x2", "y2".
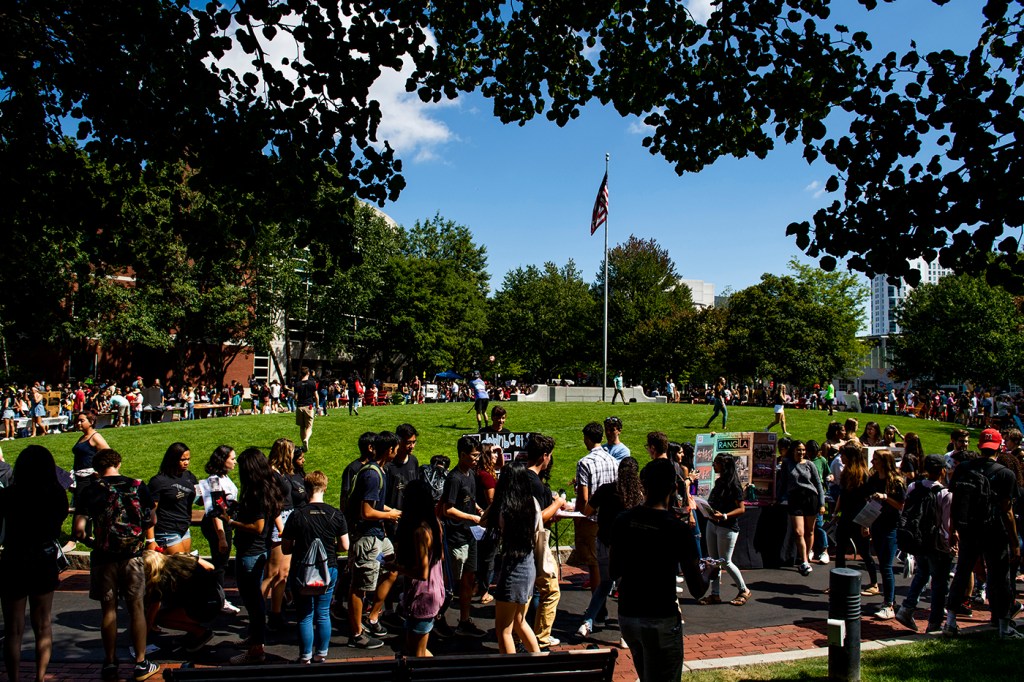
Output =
[
  {"x1": 6, "y1": 1, "x2": 1024, "y2": 290},
  {"x1": 890, "y1": 273, "x2": 1024, "y2": 387}
]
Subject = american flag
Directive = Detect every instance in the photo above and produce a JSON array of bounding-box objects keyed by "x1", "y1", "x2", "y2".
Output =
[{"x1": 590, "y1": 172, "x2": 608, "y2": 235}]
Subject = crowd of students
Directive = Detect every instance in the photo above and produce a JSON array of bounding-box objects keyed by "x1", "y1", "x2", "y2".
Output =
[{"x1": 4, "y1": 402, "x2": 1024, "y2": 682}]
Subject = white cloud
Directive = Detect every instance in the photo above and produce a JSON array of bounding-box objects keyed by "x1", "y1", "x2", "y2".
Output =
[
  {"x1": 804, "y1": 180, "x2": 826, "y2": 198},
  {"x1": 210, "y1": 13, "x2": 455, "y2": 165},
  {"x1": 627, "y1": 119, "x2": 655, "y2": 135},
  {"x1": 686, "y1": 0, "x2": 718, "y2": 25}
]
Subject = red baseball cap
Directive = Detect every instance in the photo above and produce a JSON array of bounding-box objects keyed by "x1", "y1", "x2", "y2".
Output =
[{"x1": 979, "y1": 428, "x2": 1003, "y2": 451}]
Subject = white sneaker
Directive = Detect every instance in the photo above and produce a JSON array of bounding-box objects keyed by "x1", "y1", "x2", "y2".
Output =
[
  {"x1": 576, "y1": 621, "x2": 592, "y2": 638},
  {"x1": 619, "y1": 638, "x2": 629, "y2": 649},
  {"x1": 221, "y1": 600, "x2": 241, "y2": 615},
  {"x1": 875, "y1": 606, "x2": 895, "y2": 620},
  {"x1": 818, "y1": 551, "x2": 830, "y2": 564}
]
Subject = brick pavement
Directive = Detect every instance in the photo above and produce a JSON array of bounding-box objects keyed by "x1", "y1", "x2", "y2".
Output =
[{"x1": 6, "y1": 563, "x2": 995, "y2": 681}]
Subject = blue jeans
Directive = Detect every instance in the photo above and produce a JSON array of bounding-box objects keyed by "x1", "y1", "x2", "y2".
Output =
[
  {"x1": 237, "y1": 552, "x2": 268, "y2": 645},
  {"x1": 813, "y1": 514, "x2": 828, "y2": 556},
  {"x1": 872, "y1": 527, "x2": 898, "y2": 606},
  {"x1": 582, "y1": 540, "x2": 614, "y2": 625},
  {"x1": 295, "y1": 567, "x2": 338, "y2": 659},
  {"x1": 186, "y1": 404, "x2": 194, "y2": 420},
  {"x1": 619, "y1": 614, "x2": 684, "y2": 682},
  {"x1": 901, "y1": 551, "x2": 952, "y2": 628},
  {"x1": 705, "y1": 400, "x2": 727, "y2": 428},
  {"x1": 706, "y1": 523, "x2": 747, "y2": 595}
]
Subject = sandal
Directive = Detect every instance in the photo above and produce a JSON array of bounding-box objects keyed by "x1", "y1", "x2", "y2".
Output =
[
  {"x1": 698, "y1": 594, "x2": 722, "y2": 605},
  {"x1": 730, "y1": 590, "x2": 752, "y2": 606},
  {"x1": 479, "y1": 593, "x2": 494, "y2": 605},
  {"x1": 861, "y1": 585, "x2": 881, "y2": 596}
]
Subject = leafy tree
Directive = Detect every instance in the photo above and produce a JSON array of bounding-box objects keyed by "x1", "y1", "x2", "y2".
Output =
[
  {"x1": 593, "y1": 236, "x2": 693, "y2": 386},
  {"x1": 489, "y1": 260, "x2": 599, "y2": 381},
  {"x1": 890, "y1": 274, "x2": 1024, "y2": 387},
  {"x1": 371, "y1": 214, "x2": 489, "y2": 376},
  {"x1": 9, "y1": 1, "x2": 1024, "y2": 289},
  {"x1": 724, "y1": 260, "x2": 867, "y2": 386}
]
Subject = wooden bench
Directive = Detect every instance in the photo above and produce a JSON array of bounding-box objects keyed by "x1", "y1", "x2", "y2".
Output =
[{"x1": 165, "y1": 649, "x2": 618, "y2": 682}]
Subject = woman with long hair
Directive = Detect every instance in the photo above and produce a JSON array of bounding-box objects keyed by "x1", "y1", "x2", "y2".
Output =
[
  {"x1": 475, "y1": 443, "x2": 499, "y2": 606},
  {"x1": 777, "y1": 440, "x2": 825, "y2": 576},
  {"x1": 225, "y1": 448, "x2": 283, "y2": 664},
  {"x1": 0, "y1": 445, "x2": 69, "y2": 682},
  {"x1": 900, "y1": 432, "x2": 925, "y2": 482},
  {"x1": 700, "y1": 454, "x2": 752, "y2": 606},
  {"x1": 142, "y1": 552, "x2": 222, "y2": 652},
  {"x1": 395, "y1": 480, "x2": 445, "y2": 657},
  {"x1": 266, "y1": 438, "x2": 296, "y2": 632},
  {"x1": 2, "y1": 387, "x2": 18, "y2": 441},
  {"x1": 576, "y1": 457, "x2": 645, "y2": 638},
  {"x1": 864, "y1": 449, "x2": 906, "y2": 619},
  {"x1": 860, "y1": 421, "x2": 883, "y2": 447},
  {"x1": 147, "y1": 443, "x2": 197, "y2": 555},
  {"x1": 764, "y1": 384, "x2": 790, "y2": 435},
  {"x1": 198, "y1": 445, "x2": 239, "y2": 614},
  {"x1": 805, "y1": 440, "x2": 832, "y2": 563},
  {"x1": 487, "y1": 465, "x2": 540, "y2": 653},
  {"x1": 71, "y1": 410, "x2": 110, "y2": 506},
  {"x1": 833, "y1": 444, "x2": 880, "y2": 594}
]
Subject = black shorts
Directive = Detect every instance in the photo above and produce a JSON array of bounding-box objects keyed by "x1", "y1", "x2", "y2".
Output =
[
  {"x1": 474, "y1": 398, "x2": 489, "y2": 414},
  {"x1": 787, "y1": 490, "x2": 820, "y2": 517}
]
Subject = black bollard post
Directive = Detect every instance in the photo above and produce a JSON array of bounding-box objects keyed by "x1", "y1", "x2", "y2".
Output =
[{"x1": 828, "y1": 567, "x2": 861, "y2": 682}]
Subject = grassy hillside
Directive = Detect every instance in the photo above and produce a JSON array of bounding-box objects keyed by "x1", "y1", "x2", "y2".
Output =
[{"x1": 2, "y1": 402, "x2": 973, "y2": 553}]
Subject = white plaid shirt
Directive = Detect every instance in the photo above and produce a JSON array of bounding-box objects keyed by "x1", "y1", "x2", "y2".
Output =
[{"x1": 577, "y1": 446, "x2": 619, "y2": 520}]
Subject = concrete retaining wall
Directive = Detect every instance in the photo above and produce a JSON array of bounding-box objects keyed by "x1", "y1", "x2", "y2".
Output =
[{"x1": 512, "y1": 384, "x2": 666, "y2": 403}]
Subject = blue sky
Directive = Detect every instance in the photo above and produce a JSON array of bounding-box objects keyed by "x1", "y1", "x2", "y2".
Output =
[{"x1": 375, "y1": 0, "x2": 984, "y2": 296}]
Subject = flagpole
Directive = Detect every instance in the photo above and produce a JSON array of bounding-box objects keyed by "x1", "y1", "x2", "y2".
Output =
[{"x1": 602, "y1": 152, "x2": 609, "y2": 403}]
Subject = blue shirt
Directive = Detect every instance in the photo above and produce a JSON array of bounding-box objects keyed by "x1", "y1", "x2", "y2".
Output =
[{"x1": 604, "y1": 442, "x2": 631, "y2": 462}]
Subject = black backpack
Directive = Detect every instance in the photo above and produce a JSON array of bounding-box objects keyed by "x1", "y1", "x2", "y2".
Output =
[
  {"x1": 950, "y1": 460, "x2": 1000, "y2": 531},
  {"x1": 896, "y1": 484, "x2": 944, "y2": 555},
  {"x1": 419, "y1": 456, "x2": 451, "y2": 502}
]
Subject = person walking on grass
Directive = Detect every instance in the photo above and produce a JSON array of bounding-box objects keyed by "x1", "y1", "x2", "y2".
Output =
[
  {"x1": 702, "y1": 377, "x2": 729, "y2": 430},
  {"x1": 764, "y1": 383, "x2": 791, "y2": 435}
]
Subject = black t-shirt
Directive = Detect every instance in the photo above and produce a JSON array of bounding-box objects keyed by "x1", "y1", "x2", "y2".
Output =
[
  {"x1": 0, "y1": 484, "x2": 69, "y2": 551},
  {"x1": 864, "y1": 476, "x2": 907, "y2": 532},
  {"x1": 351, "y1": 463, "x2": 387, "y2": 539},
  {"x1": 526, "y1": 468, "x2": 551, "y2": 512},
  {"x1": 589, "y1": 482, "x2": 624, "y2": 546},
  {"x1": 707, "y1": 481, "x2": 742, "y2": 532},
  {"x1": 283, "y1": 502, "x2": 349, "y2": 570},
  {"x1": 148, "y1": 471, "x2": 198, "y2": 535},
  {"x1": 341, "y1": 458, "x2": 369, "y2": 508},
  {"x1": 611, "y1": 505, "x2": 694, "y2": 618},
  {"x1": 443, "y1": 468, "x2": 478, "y2": 544},
  {"x1": 233, "y1": 501, "x2": 272, "y2": 558},
  {"x1": 275, "y1": 471, "x2": 294, "y2": 512},
  {"x1": 288, "y1": 472, "x2": 308, "y2": 509},
  {"x1": 385, "y1": 454, "x2": 421, "y2": 511},
  {"x1": 295, "y1": 378, "x2": 318, "y2": 408},
  {"x1": 79, "y1": 475, "x2": 155, "y2": 565}
]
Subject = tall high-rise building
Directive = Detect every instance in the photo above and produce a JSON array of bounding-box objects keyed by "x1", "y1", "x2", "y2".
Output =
[
  {"x1": 680, "y1": 279, "x2": 715, "y2": 308},
  {"x1": 870, "y1": 258, "x2": 952, "y2": 336}
]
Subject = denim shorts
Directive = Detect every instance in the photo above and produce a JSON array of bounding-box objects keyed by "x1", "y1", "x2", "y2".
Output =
[
  {"x1": 405, "y1": 616, "x2": 435, "y2": 635},
  {"x1": 154, "y1": 528, "x2": 191, "y2": 548}
]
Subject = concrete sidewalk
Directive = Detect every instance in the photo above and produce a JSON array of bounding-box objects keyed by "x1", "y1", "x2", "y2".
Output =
[{"x1": 3, "y1": 560, "x2": 993, "y2": 682}]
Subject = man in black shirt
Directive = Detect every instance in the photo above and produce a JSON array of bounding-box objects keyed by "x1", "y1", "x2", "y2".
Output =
[
  {"x1": 340, "y1": 432, "x2": 376, "y2": 512},
  {"x1": 944, "y1": 429, "x2": 1021, "y2": 638},
  {"x1": 384, "y1": 423, "x2": 422, "y2": 535},
  {"x1": 610, "y1": 458, "x2": 712, "y2": 682},
  {"x1": 525, "y1": 434, "x2": 567, "y2": 648},
  {"x1": 73, "y1": 449, "x2": 159, "y2": 682},
  {"x1": 294, "y1": 366, "x2": 318, "y2": 452},
  {"x1": 442, "y1": 436, "x2": 485, "y2": 637}
]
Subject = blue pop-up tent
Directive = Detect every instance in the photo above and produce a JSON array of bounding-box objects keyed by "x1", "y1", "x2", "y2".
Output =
[{"x1": 434, "y1": 370, "x2": 462, "y2": 380}]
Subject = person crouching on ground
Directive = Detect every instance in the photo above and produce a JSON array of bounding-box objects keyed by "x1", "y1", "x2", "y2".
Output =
[{"x1": 142, "y1": 552, "x2": 222, "y2": 653}]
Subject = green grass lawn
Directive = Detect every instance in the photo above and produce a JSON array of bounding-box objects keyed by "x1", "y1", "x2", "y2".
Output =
[
  {"x1": 686, "y1": 630, "x2": 1019, "y2": 680},
  {"x1": 1, "y1": 402, "x2": 974, "y2": 554}
]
